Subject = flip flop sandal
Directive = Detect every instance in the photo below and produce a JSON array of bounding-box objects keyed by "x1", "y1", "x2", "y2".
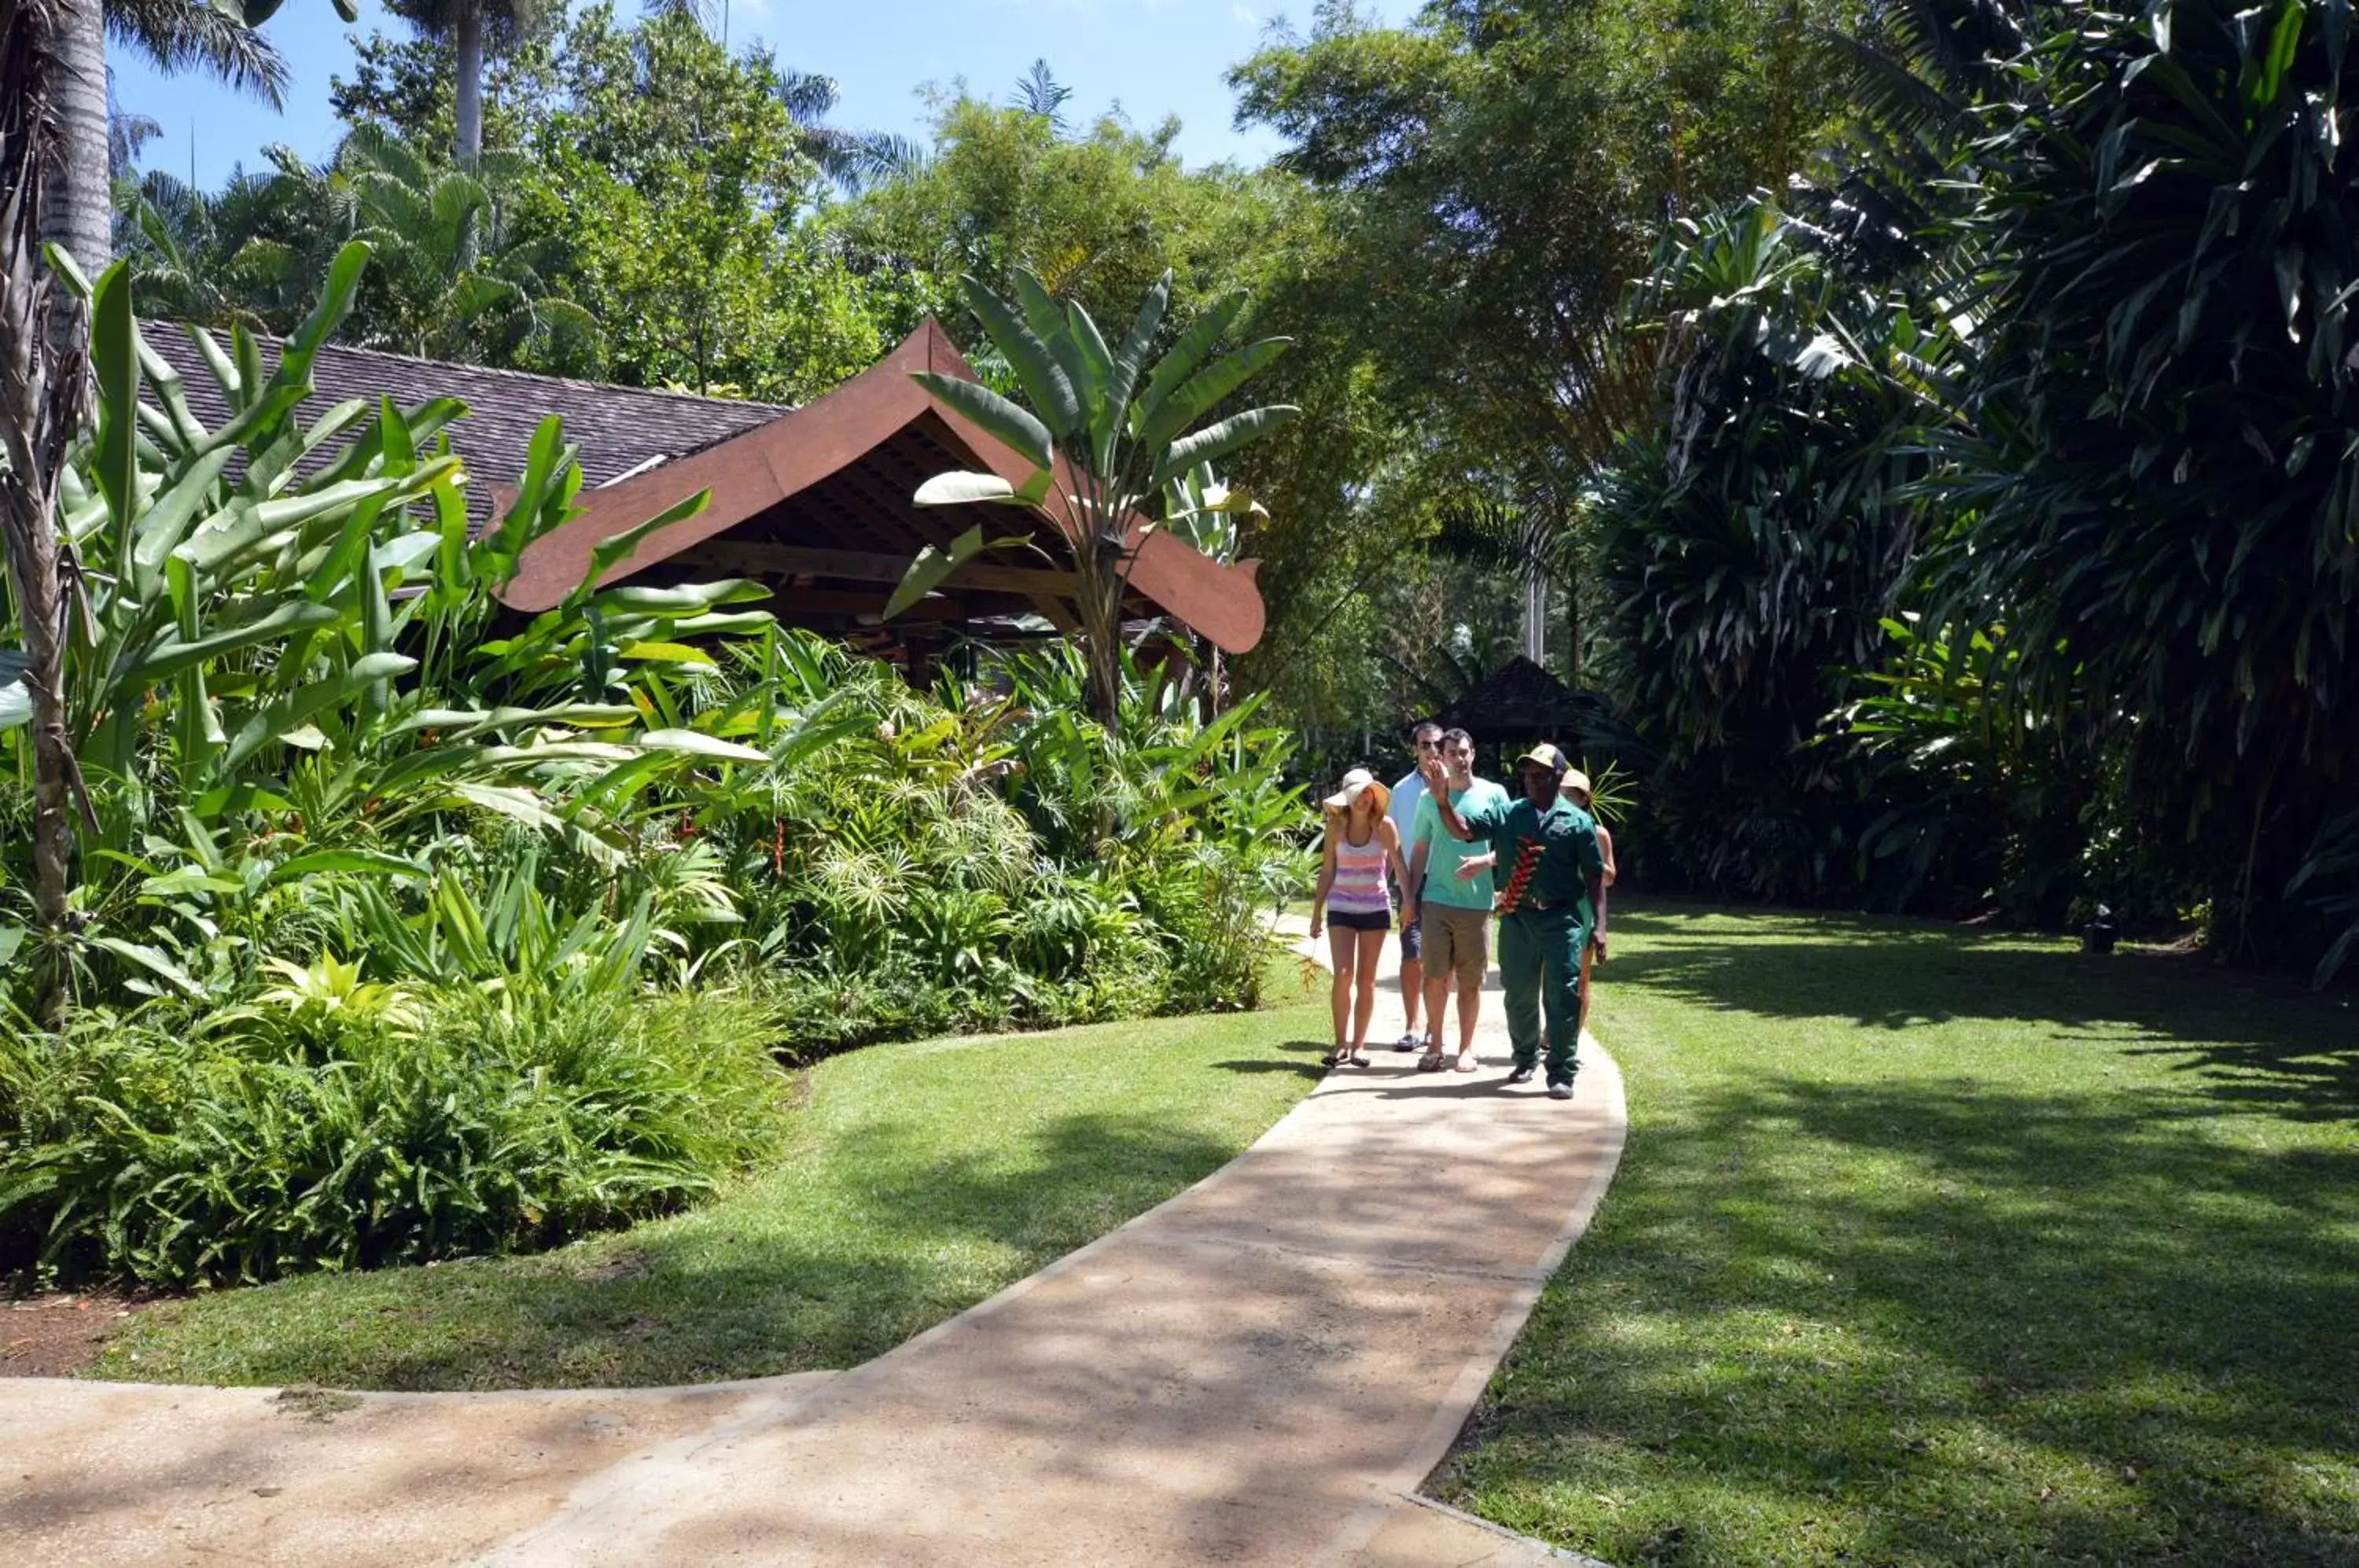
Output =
[
  {"x1": 1454, "y1": 1055, "x2": 1479, "y2": 1073},
  {"x1": 1321, "y1": 1050, "x2": 1347, "y2": 1069},
  {"x1": 1417, "y1": 1048, "x2": 1447, "y2": 1072}
]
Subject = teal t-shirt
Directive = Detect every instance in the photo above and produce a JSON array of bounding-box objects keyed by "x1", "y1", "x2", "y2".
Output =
[{"x1": 1412, "y1": 778, "x2": 1512, "y2": 909}]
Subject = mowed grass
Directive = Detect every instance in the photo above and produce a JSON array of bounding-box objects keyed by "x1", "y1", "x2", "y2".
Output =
[
  {"x1": 93, "y1": 961, "x2": 1329, "y2": 1389},
  {"x1": 1440, "y1": 904, "x2": 2359, "y2": 1567}
]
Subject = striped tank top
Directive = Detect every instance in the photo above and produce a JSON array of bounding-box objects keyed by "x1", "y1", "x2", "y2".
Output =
[{"x1": 1330, "y1": 824, "x2": 1392, "y2": 915}]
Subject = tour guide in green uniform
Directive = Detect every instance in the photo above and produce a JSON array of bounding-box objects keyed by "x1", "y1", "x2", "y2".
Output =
[{"x1": 1422, "y1": 742, "x2": 1608, "y2": 1100}]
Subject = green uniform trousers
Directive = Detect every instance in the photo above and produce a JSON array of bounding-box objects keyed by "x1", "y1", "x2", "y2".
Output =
[{"x1": 1497, "y1": 905, "x2": 1585, "y2": 1084}]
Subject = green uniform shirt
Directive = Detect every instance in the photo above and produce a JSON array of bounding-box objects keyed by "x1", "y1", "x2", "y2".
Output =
[
  {"x1": 1411, "y1": 778, "x2": 1511, "y2": 909},
  {"x1": 1458, "y1": 792, "x2": 1606, "y2": 925}
]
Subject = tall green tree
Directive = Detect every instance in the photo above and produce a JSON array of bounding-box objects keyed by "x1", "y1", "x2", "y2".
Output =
[
  {"x1": 39, "y1": 0, "x2": 329, "y2": 286},
  {"x1": 381, "y1": 0, "x2": 545, "y2": 165},
  {"x1": 1229, "y1": 0, "x2": 1855, "y2": 697},
  {"x1": 834, "y1": 94, "x2": 1302, "y2": 337},
  {"x1": 340, "y1": 125, "x2": 599, "y2": 373},
  {"x1": 511, "y1": 8, "x2": 901, "y2": 396},
  {"x1": 113, "y1": 149, "x2": 353, "y2": 333}
]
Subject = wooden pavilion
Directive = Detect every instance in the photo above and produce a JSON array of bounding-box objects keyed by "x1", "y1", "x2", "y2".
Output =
[
  {"x1": 144, "y1": 321, "x2": 1266, "y2": 667},
  {"x1": 499, "y1": 321, "x2": 1266, "y2": 664}
]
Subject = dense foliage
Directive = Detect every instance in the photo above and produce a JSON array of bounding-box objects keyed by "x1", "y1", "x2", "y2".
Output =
[
  {"x1": 78, "y1": 0, "x2": 2359, "y2": 1006},
  {"x1": 1556, "y1": 0, "x2": 2359, "y2": 975},
  {"x1": 116, "y1": 7, "x2": 918, "y2": 398},
  {"x1": 1927, "y1": 0, "x2": 2359, "y2": 960},
  {"x1": 1, "y1": 983, "x2": 789, "y2": 1287},
  {"x1": 0, "y1": 255, "x2": 1312, "y2": 1288},
  {"x1": 1588, "y1": 207, "x2": 1932, "y2": 902}
]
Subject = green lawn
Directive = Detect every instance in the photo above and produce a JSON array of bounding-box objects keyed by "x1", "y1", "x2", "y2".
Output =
[
  {"x1": 94, "y1": 964, "x2": 1328, "y2": 1389},
  {"x1": 1440, "y1": 904, "x2": 2359, "y2": 1566}
]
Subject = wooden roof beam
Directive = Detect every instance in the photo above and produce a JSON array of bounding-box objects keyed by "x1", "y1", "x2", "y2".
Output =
[{"x1": 676, "y1": 541, "x2": 1079, "y2": 596}]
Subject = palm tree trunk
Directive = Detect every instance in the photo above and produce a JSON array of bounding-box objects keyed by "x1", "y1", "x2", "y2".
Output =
[
  {"x1": 1, "y1": 488, "x2": 76, "y2": 948},
  {"x1": 4, "y1": 0, "x2": 96, "y2": 1012},
  {"x1": 37, "y1": 0, "x2": 109, "y2": 285},
  {"x1": 454, "y1": 0, "x2": 484, "y2": 166}
]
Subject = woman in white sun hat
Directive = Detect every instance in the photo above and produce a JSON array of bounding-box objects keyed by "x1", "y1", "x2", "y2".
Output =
[{"x1": 1309, "y1": 767, "x2": 1411, "y2": 1068}]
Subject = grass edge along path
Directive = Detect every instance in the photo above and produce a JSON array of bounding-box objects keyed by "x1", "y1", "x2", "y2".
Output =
[
  {"x1": 90, "y1": 961, "x2": 1330, "y2": 1390},
  {"x1": 1434, "y1": 903, "x2": 2359, "y2": 1567}
]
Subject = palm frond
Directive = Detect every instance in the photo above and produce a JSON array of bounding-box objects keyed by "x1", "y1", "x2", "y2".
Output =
[{"x1": 105, "y1": 0, "x2": 289, "y2": 108}]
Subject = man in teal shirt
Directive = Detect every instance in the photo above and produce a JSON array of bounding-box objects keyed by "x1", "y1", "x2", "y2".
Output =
[
  {"x1": 1422, "y1": 742, "x2": 1608, "y2": 1099},
  {"x1": 1403, "y1": 727, "x2": 1511, "y2": 1072}
]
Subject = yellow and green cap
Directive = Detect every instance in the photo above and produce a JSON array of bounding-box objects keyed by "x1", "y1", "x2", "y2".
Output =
[{"x1": 1514, "y1": 742, "x2": 1571, "y2": 778}]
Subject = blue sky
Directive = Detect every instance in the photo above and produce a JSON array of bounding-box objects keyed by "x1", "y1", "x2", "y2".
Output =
[{"x1": 111, "y1": 0, "x2": 1407, "y2": 190}]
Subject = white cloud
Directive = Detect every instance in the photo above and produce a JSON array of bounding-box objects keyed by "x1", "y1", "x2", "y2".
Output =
[{"x1": 1232, "y1": 0, "x2": 1257, "y2": 23}]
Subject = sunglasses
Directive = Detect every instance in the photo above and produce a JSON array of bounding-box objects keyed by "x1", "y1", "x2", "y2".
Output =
[{"x1": 1415, "y1": 738, "x2": 1443, "y2": 752}]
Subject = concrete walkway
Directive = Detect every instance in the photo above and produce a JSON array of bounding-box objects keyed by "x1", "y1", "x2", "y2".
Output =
[{"x1": 2, "y1": 938, "x2": 1625, "y2": 1566}]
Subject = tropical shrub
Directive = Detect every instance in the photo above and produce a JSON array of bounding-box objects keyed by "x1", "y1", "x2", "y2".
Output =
[
  {"x1": 0, "y1": 984, "x2": 789, "y2": 1289},
  {"x1": 1, "y1": 246, "x2": 773, "y2": 1009},
  {"x1": 696, "y1": 635, "x2": 1311, "y2": 1040}
]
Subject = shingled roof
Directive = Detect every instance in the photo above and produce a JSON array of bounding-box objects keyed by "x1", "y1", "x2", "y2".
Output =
[
  {"x1": 503, "y1": 319, "x2": 1268, "y2": 657},
  {"x1": 140, "y1": 327, "x2": 789, "y2": 527}
]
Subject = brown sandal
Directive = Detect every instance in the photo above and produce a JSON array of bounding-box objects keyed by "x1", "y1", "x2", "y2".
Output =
[{"x1": 1417, "y1": 1047, "x2": 1447, "y2": 1072}]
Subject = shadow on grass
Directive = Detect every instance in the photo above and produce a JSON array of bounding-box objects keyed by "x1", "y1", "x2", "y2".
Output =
[
  {"x1": 112, "y1": 1109, "x2": 1246, "y2": 1393},
  {"x1": 1443, "y1": 906, "x2": 2359, "y2": 1565},
  {"x1": 1449, "y1": 1077, "x2": 2359, "y2": 1562},
  {"x1": 1607, "y1": 907, "x2": 2359, "y2": 1121},
  {"x1": 1212, "y1": 1037, "x2": 1342, "y2": 1080}
]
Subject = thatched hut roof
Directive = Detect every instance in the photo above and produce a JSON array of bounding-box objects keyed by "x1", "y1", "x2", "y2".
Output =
[{"x1": 1428, "y1": 656, "x2": 1606, "y2": 744}]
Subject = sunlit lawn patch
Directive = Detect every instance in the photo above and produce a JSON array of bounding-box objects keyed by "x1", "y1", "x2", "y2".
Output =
[{"x1": 1441, "y1": 904, "x2": 2359, "y2": 1566}]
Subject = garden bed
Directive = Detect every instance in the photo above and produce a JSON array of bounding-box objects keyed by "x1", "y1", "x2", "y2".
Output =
[{"x1": 81, "y1": 961, "x2": 1326, "y2": 1390}]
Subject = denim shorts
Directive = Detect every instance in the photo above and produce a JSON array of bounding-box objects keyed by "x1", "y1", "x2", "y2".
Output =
[{"x1": 1397, "y1": 904, "x2": 1423, "y2": 959}]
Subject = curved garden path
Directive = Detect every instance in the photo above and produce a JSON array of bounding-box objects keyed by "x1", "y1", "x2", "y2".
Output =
[{"x1": 2, "y1": 934, "x2": 1625, "y2": 1566}]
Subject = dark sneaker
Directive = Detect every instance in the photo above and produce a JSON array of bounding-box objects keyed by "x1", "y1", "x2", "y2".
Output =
[
  {"x1": 1506, "y1": 1065, "x2": 1536, "y2": 1085},
  {"x1": 1548, "y1": 1080, "x2": 1574, "y2": 1101}
]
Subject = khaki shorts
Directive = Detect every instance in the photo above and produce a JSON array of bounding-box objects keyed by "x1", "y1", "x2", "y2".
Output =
[{"x1": 1420, "y1": 903, "x2": 1490, "y2": 988}]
